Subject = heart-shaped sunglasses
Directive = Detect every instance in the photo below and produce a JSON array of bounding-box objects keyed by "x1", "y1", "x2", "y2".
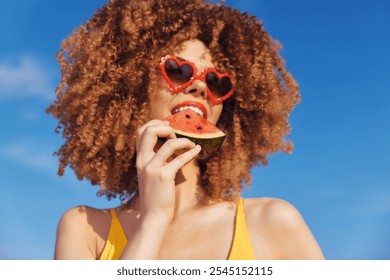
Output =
[{"x1": 159, "y1": 55, "x2": 234, "y2": 105}]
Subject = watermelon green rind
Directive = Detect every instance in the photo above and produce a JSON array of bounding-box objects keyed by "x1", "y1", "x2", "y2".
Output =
[
  {"x1": 174, "y1": 131, "x2": 226, "y2": 151},
  {"x1": 164, "y1": 109, "x2": 226, "y2": 151}
]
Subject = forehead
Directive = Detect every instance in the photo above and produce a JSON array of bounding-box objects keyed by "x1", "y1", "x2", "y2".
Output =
[{"x1": 173, "y1": 39, "x2": 215, "y2": 69}]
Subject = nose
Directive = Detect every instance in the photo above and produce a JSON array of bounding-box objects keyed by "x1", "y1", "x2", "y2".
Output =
[{"x1": 184, "y1": 79, "x2": 208, "y2": 100}]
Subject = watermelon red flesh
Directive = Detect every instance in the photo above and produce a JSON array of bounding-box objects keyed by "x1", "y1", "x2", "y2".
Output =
[{"x1": 164, "y1": 109, "x2": 225, "y2": 150}]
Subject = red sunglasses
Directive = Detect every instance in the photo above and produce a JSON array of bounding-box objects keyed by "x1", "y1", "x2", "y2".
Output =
[{"x1": 159, "y1": 55, "x2": 234, "y2": 105}]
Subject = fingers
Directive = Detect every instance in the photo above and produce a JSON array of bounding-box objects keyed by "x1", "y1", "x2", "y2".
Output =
[
  {"x1": 134, "y1": 119, "x2": 202, "y2": 223},
  {"x1": 136, "y1": 119, "x2": 202, "y2": 172},
  {"x1": 162, "y1": 144, "x2": 202, "y2": 174},
  {"x1": 136, "y1": 120, "x2": 175, "y2": 164},
  {"x1": 151, "y1": 138, "x2": 198, "y2": 167},
  {"x1": 136, "y1": 120, "x2": 175, "y2": 147},
  {"x1": 136, "y1": 120, "x2": 173, "y2": 141}
]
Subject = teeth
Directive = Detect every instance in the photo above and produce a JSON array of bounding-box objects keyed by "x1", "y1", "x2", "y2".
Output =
[{"x1": 172, "y1": 106, "x2": 204, "y2": 118}]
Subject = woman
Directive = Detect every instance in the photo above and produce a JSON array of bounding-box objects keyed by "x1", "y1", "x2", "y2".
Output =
[{"x1": 49, "y1": 0, "x2": 324, "y2": 259}]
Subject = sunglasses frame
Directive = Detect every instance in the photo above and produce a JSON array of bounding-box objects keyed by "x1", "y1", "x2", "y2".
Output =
[{"x1": 159, "y1": 55, "x2": 234, "y2": 105}]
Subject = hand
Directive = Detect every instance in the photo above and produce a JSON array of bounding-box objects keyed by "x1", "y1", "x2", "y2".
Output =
[{"x1": 135, "y1": 119, "x2": 201, "y2": 224}]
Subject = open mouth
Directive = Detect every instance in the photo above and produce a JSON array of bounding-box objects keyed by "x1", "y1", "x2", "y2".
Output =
[
  {"x1": 171, "y1": 102, "x2": 207, "y2": 119},
  {"x1": 172, "y1": 106, "x2": 204, "y2": 118}
]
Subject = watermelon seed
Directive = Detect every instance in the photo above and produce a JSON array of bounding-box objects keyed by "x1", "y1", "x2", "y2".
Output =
[
  {"x1": 197, "y1": 126, "x2": 202, "y2": 130},
  {"x1": 185, "y1": 114, "x2": 191, "y2": 119}
]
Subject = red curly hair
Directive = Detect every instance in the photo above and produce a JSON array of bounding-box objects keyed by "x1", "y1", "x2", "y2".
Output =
[{"x1": 47, "y1": 0, "x2": 300, "y2": 203}]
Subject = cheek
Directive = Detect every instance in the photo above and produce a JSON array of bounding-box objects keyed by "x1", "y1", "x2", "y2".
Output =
[
  {"x1": 157, "y1": 76, "x2": 170, "y2": 91},
  {"x1": 152, "y1": 76, "x2": 172, "y2": 98},
  {"x1": 148, "y1": 87, "x2": 174, "y2": 120},
  {"x1": 210, "y1": 104, "x2": 223, "y2": 124},
  {"x1": 149, "y1": 95, "x2": 164, "y2": 117},
  {"x1": 157, "y1": 76, "x2": 165, "y2": 87}
]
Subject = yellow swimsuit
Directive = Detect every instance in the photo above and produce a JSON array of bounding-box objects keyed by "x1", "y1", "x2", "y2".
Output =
[{"x1": 99, "y1": 198, "x2": 256, "y2": 260}]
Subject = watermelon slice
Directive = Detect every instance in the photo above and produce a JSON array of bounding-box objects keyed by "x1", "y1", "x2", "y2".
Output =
[{"x1": 164, "y1": 109, "x2": 225, "y2": 151}]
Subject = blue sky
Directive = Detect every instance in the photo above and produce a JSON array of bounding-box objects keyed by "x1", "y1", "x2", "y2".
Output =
[{"x1": 0, "y1": 0, "x2": 389, "y2": 260}]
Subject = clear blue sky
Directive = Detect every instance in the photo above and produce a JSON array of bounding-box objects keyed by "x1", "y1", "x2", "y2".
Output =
[{"x1": 0, "y1": 0, "x2": 389, "y2": 260}]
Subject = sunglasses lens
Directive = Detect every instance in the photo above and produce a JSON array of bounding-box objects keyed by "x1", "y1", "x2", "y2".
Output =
[
  {"x1": 205, "y1": 72, "x2": 233, "y2": 98},
  {"x1": 164, "y1": 59, "x2": 194, "y2": 85}
]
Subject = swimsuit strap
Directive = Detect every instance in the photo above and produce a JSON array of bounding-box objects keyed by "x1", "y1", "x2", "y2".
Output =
[
  {"x1": 227, "y1": 198, "x2": 256, "y2": 260},
  {"x1": 99, "y1": 208, "x2": 128, "y2": 260}
]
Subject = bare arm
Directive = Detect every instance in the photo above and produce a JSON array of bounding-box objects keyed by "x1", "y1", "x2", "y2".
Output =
[
  {"x1": 265, "y1": 199, "x2": 324, "y2": 259},
  {"x1": 54, "y1": 120, "x2": 200, "y2": 260},
  {"x1": 54, "y1": 206, "x2": 96, "y2": 260},
  {"x1": 247, "y1": 198, "x2": 324, "y2": 260},
  {"x1": 119, "y1": 120, "x2": 201, "y2": 259}
]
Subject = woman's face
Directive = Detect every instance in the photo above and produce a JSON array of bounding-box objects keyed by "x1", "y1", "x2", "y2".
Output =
[{"x1": 149, "y1": 39, "x2": 223, "y2": 125}]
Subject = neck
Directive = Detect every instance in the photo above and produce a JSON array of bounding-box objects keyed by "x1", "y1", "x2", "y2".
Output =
[
  {"x1": 173, "y1": 158, "x2": 208, "y2": 213},
  {"x1": 126, "y1": 158, "x2": 208, "y2": 214}
]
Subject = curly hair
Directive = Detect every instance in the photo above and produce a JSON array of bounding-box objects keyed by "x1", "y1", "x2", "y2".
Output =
[{"x1": 47, "y1": 0, "x2": 300, "y2": 203}]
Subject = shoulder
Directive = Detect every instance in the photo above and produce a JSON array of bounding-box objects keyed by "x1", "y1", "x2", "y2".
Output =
[
  {"x1": 244, "y1": 197, "x2": 304, "y2": 227},
  {"x1": 58, "y1": 205, "x2": 110, "y2": 227},
  {"x1": 55, "y1": 206, "x2": 111, "y2": 259},
  {"x1": 243, "y1": 197, "x2": 324, "y2": 259}
]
